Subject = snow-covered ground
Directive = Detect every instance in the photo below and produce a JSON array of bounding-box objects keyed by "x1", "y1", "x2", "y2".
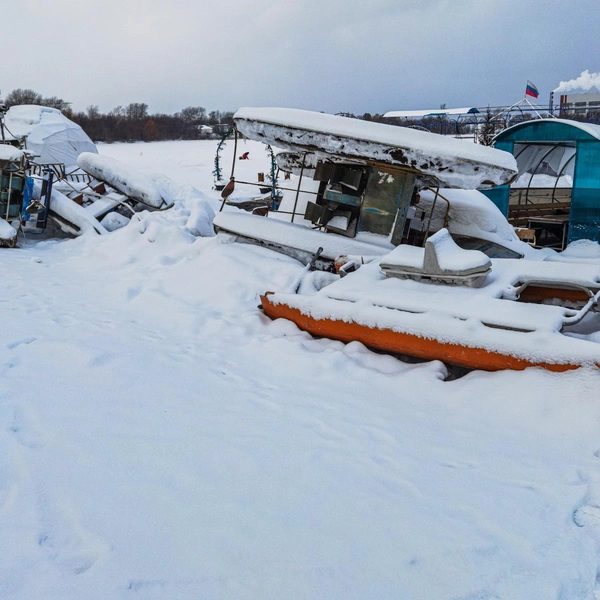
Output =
[{"x1": 2, "y1": 140, "x2": 600, "y2": 599}]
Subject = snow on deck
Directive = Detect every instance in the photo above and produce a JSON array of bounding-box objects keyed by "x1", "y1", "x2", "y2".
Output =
[
  {"x1": 214, "y1": 210, "x2": 393, "y2": 260},
  {"x1": 2, "y1": 140, "x2": 600, "y2": 600}
]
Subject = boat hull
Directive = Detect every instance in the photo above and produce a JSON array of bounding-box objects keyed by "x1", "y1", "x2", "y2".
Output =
[{"x1": 260, "y1": 292, "x2": 588, "y2": 372}]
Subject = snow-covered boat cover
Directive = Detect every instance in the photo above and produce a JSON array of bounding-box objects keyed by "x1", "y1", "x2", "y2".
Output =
[
  {"x1": 234, "y1": 108, "x2": 518, "y2": 190},
  {"x1": 0, "y1": 144, "x2": 24, "y2": 162},
  {"x1": 78, "y1": 153, "x2": 165, "y2": 209},
  {"x1": 4, "y1": 105, "x2": 97, "y2": 167}
]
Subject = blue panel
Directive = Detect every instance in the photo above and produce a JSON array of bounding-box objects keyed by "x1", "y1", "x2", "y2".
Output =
[
  {"x1": 569, "y1": 141, "x2": 600, "y2": 243},
  {"x1": 481, "y1": 186, "x2": 510, "y2": 216},
  {"x1": 324, "y1": 190, "x2": 361, "y2": 207},
  {"x1": 482, "y1": 140, "x2": 513, "y2": 215}
]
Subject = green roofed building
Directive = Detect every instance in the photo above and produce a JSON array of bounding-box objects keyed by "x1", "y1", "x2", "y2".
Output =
[{"x1": 482, "y1": 119, "x2": 600, "y2": 248}]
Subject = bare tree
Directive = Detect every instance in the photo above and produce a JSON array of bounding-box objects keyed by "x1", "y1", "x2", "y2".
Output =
[
  {"x1": 178, "y1": 106, "x2": 206, "y2": 123},
  {"x1": 86, "y1": 105, "x2": 101, "y2": 119},
  {"x1": 126, "y1": 103, "x2": 149, "y2": 120},
  {"x1": 4, "y1": 88, "x2": 43, "y2": 107}
]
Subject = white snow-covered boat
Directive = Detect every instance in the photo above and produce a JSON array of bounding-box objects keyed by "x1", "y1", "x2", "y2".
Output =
[
  {"x1": 214, "y1": 107, "x2": 521, "y2": 270},
  {"x1": 260, "y1": 229, "x2": 600, "y2": 372}
]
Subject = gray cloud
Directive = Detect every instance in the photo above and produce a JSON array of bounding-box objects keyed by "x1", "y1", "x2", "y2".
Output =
[{"x1": 3, "y1": 0, "x2": 599, "y2": 115}]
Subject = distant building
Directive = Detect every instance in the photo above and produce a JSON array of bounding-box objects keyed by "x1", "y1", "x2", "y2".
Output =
[
  {"x1": 559, "y1": 92, "x2": 600, "y2": 115},
  {"x1": 197, "y1": 124, "x2": 214, "y2": 138}
]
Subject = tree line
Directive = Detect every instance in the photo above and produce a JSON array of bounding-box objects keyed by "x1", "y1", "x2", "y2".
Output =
[
  {"x1": 2, "y1": 88, "x2": 235, "y2": 143},
  {"x1": 4, "y1": 88, "x2": 598, "y2": 146}
]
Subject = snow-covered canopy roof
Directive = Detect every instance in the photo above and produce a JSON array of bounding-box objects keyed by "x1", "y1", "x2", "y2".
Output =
[
  {"x1": 4, "y1": 105, "x2": 97, "y2": 168},
  {"x1": 495, "y1": 118, "x2": 600, "y2": 143},
  {"x1": 234, "y1": 107, "x2": 518, "y2": 189},
  {"x1": 384, "y1": 107, "x2": 480, "y2": 119}
]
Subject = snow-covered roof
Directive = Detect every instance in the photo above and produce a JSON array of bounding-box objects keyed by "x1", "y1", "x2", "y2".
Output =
[
  {"x1": 234, "y1": 107, "x2": 518, "y2": 189},
  {"x1": 384, "y1": 107, "x2": 480, "y2": 119},
  {"x1": 4, "y1": 105, "x2": 97, "y2": 167},
  {"x1": 496, "y1": 118, "x2": 600, "y2": 142},
  {"x1": 0, "y1": 144, "x2": 24, "y2": 162}
]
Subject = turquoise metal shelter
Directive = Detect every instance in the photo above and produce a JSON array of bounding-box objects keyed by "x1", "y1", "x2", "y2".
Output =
[{"x1": 483, "y1": 119, "x2": 600, "y2": 243}]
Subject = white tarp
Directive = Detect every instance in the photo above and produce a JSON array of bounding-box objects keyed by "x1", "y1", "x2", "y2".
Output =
[{"x1": 4, "y1": 105, "x2": 97, "y2": 168}]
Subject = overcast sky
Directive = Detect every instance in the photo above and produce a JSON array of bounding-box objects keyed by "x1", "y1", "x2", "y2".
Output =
[{"x1": 4, "y1": 0, "x2": 599, "y2": 115}]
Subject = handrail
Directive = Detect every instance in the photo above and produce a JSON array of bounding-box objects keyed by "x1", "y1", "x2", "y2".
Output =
[
  {"x1": 562, "y1": 290, "x2": 600, "y2": 328},
  {"x1": 422, "y1": 186, "x2": 452, "y2": 243}
]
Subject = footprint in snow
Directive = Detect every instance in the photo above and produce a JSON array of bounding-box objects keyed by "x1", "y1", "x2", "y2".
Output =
[
  {"x1": 8, "y1": 406, "x2": 48, "y2": 449},
  {"x1": 36, "y1": 487, "x2": 108, "y2": 575},
  {"x1": 573, "y1": 504, "x2": 600, "y2": 528},
  {"x1": 6, "y1": 337, "x2": 37, "y2": 350},
  {"x1": 126, "y1": 287, "x2": 141, "y2": 301},
  {"x1": 4, "y1": 356, "x2": 21, "y2": 370}
]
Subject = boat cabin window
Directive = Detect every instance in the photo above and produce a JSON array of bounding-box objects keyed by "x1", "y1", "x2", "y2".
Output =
[{"x1": 304, "y1": 160, "x2": 416, "y2": 242}]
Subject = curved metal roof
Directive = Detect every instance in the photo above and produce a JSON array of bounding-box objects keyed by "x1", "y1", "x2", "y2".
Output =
[{"x1": 494, "y1": 118, "x2": 600, "y2": 143}]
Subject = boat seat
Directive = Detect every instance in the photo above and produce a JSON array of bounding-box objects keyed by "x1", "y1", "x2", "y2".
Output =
[{"x1": 380, "y1": 228, "x2": 491, "y2": 287}]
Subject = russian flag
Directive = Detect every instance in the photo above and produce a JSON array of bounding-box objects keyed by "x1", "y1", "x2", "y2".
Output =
[{"x1": 525, "y1": 80, "x2": 539, "y2": 98}]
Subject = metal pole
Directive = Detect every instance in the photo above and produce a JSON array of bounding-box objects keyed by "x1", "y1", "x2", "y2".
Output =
[
  {"x1": 6, "y1": 172, "x2": 12, "y2": 220},
  {"x1": 423, "y1": 187, "x2": 440, "y2": 245},
  {"x1": 290, "y1": 153, "x2": 307, "y2": 223},
  {"x1": 230, "y1": 129, "x2": 238, "y2": 180}
]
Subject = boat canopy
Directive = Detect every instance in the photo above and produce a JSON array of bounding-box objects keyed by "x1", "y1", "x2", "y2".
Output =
[{"x1": 234, "y1": 107, "x2": 517, "y2": 190}]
